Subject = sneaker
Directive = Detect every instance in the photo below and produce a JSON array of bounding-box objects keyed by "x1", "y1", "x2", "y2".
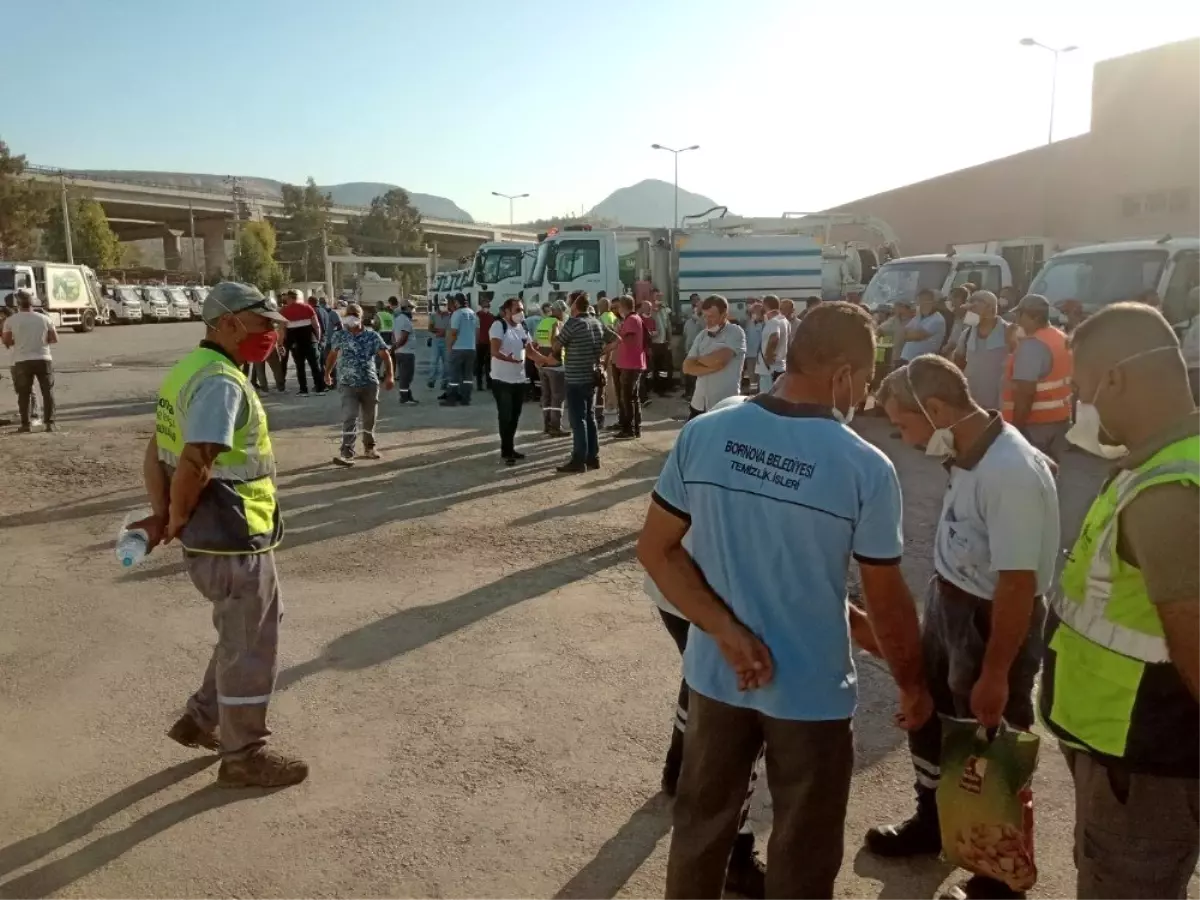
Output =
[
  {"x1": 332, "y1": 449, "x2": 356, "y2": 467},
  {"x1": 167, "y1": 713, "x2": 219, "y2": 752},
  {"x1": 612, "y1": 430, "x2": 636, "y2": 441},
  {"x1": 557, "y1": 459, "x2": 587, "y2": 474},
  {"x1": 501, "y1": 450, "x2": 527, "y2": 461},
  {"x1": 547, "y1": 427, "x2": 569, "y2": 438},
  {"x1": 864, "y1": 807, "x2": 941, "y2": 857},
  {"x1": 585, "y1": 457, "x2": 600, "y2": 470},
  {"x1": 217, "y1": 748, "x2": 309, "y2": 788},
  {"x1": 940, "y1": 875, "x2": 1026, "y2": 900},
  {"x1": 361, "y1": 449, "x2": 382, "y2": 460},
  {"x1": 726, "y1": 833, "x2": 767, "y2": 899},
  {"x1": 16, "y1": 424, "x2": 31, "y2": 433},
  {"x1": 298, "y1": 390, "x2": 310, "y2": 397},
  {"x1": 504, "y1": 457, "x2": 516, "y2": 467}
]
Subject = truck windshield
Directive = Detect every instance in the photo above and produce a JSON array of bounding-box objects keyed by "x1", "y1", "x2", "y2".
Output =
[
  {"x1": 863, "y1": 260, "x2": 951, "y2": 309},
  {"x1": 527, "y1": 241, "x2": 551, "y2": 287},
  {"x1": 548, "y1": 239, "x2": 600, "y2": 282},
  {"x1": 118, "y1": 287, "x2": 140, "y2": 304},
  {"x1": 166, "y1": 288, "x2": 187, "y2": 303},
  {"x1": 146, "y1": 287, "x2": 168, "y2": 304},
  {"x1": 475, "y1": 249, "x2": 524, "y2": 284},
  {"x1": 1029, "y1": 249, "x2": 1168, "y2": 312}
]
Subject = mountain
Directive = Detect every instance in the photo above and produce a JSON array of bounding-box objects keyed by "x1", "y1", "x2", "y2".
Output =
[
  {"x1": 587, "y1": 179, "x2": 721, "y2": 227},
  {"x1": 71, "y1": 170, "x2": 475, "y2": 222}
]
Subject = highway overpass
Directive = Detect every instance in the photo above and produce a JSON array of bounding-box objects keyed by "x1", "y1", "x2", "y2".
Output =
[{"x1": 22, "y1": 167, "x2": 537, "y2": 275}]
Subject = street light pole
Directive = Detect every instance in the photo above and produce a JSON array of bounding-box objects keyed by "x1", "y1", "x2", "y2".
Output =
[
  {"x1": 491, "y1": 191, "x2": 530, "y2": 229},
  {"x1": 1019, "y1": 38, "x2": 1078, "y2": 144},
  {"x1": 58, "y1": 172, "x2": 74, "y2": 264},
  {"x1": 650, "y1": 143, "x2": 700, "y2": 229}
]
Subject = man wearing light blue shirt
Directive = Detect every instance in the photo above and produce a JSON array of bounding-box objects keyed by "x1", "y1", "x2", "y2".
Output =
[
  {"x1": 638, "y1": 302, "x2": 931, "y2": 899},
  {"x1": 900, "y1": 288, "x2": 948, "y2": 363},
  {"x1": 442, "y1": 293, "x2": 478, "y2": 406}
]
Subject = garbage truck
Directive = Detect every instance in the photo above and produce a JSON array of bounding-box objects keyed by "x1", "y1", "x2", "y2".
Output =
[{"x1": 0, "y1": 261, "x2": 107, "y2": 331}]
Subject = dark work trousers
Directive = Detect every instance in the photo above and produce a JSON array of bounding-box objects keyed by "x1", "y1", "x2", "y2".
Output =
[
  {"x1": 905, "y1": 577, "x2": 1043, "y2": 819},
  {"x1": 475, "y1": 344, "x2": 492, "y2": 390},
  {"x1": 659, "y1": 610, "x2": 759, "y2": 840},
  {"x1": 447, "y1": 348, "x2": 476, "y2": 404},
  {"x1": 394, "y1": 353, "x2": 416, "y2": 401},
  {"x1": 666, "y1": 691, "x2": 854, "y2": 899},
  {"x1": 184, "y1": 551, "x2": 281, "y2": 760},
  {"x1": 651, "y1": 342, "x2": 673, "y2": 394},
  {"x1": 565, "y1": 381, "x2": 599, "y2": 462},
  {"x1": 375, "y1": 332, "x2": 393, "y2": 379},
  {"x1": 492, "y1": 380, "x2": 525, "y2": 457},
  {"x1": 286, "y1": 337, "x2": 323, "y2": 394},
  {"x1": 683, "y1": 373, "x2": 697, "y2": 400},
  {"x1": 617, "y1": 367, "x2": 642, "y2": 435},
  {"x1": 273, "y1": 346, "x2": 289, "y2": 390},
  {"x1": 11, "y1": 359, "x2": 55, "y2": 427},
  {"x1": 1063, "y1": 744, "x2": 1200, "y2": 900}
]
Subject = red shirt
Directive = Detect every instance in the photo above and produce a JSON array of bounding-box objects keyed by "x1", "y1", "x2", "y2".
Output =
[
  {"x1": 615, "y1": 314, "x2": 647, "y2": 370},
  {"x1": 282, "y1": 300, "x2": 322, "y2": 342},
  {"x1": 476, "y1": 310, "x2": 496, "y2": 344}
]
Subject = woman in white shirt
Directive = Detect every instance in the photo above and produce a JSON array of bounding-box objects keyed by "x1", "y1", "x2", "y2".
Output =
[{"x1": 490, "y1": 297, "x2": 554, "y2": 465}]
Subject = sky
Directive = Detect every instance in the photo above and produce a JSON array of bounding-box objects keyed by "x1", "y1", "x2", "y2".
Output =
[{"x1": 2, "y1": 0, "x2": 1195, "y2": 224}]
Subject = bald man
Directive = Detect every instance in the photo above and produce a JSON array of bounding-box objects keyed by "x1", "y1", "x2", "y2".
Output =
[{"x1": 1041, "y1": 302, "x2": 1198, "y2": 899}]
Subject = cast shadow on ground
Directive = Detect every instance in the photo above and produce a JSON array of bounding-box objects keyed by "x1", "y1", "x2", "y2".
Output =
[
  {"x1": 277, "y1": 531, "x2": 638, "y2": 693},
  {"x1": 54, "y1": 400, "x2": 158, "y2": 423},
  {"x1": 851, "y1": 845, "x2": 955, "y2": 900},
  {"x1": 552, "y1": 793, "x2": 672, "y2": 899},
  {"x1": 0, "y1": 757, "x2": 278, "y2": 899}
]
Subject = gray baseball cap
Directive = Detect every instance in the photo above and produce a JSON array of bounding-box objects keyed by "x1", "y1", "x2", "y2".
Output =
[
  {"x1": 202, "y1": 281, "x2": 287, "y2": 325},
  {"x1": 1015, "y1": 293, "x2": 1051, "y2": 315}
]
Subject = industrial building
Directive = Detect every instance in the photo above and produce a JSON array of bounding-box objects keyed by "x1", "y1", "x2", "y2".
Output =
[{"x1": 825, "y1": 38, "x2": 1199, "y2": 255}]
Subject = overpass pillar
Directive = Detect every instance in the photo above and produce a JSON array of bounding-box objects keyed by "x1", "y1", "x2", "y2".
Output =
[
  {"x1": 198, "y1": 219, "x2": 228, "y2": 279},
  {"x1": 162, "y1": 231, "x2": 183, "y2": 271}
]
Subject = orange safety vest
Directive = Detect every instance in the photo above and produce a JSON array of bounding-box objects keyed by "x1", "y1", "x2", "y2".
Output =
[{"x1": 1001, "y1": 326, "x2": 1072, "y2": 425}]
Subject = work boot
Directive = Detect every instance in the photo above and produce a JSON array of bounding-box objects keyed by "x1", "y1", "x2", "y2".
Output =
[
  {"x1": 217, "y1": 749, "x2": 309, "y2": 788},
  {"x1": 940, "y1": 874, "x2": 1025, "y2": 900},
  {"x1": 864, "y1": 794, "x2": 941, "y2": 857},
  {"x1": 167, "y1": 713, "x2": 219, "y2": 752},
  {"x1": 725, "y1": 832, "x2": 767, "y2": 899}
]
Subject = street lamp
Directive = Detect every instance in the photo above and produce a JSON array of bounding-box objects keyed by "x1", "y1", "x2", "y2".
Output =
[
  {"x1": 491, "y1": 191, "x2": 529, "y2": 228},
  {"x1": 650, "y1": 143, "x2": 700, "y2": 228},
  {"x1": 1019, "y1": 38, "x2": 1078, "y2": 144}
]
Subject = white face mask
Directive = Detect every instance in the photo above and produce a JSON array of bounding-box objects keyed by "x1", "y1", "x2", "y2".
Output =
[
  {"x1": 512, "y1": 312, "x2": 525, "y2": 324},
  {"x1": 342, "y1": 315, "x2": 361, "y2": 328},
  {"x1": 1064, "y1": 346, "x2": 1180, "y2": 459},
  {"x1": 908, "y1": 369, "x2": 975, "y2": 457},
  {"x1": 962, "y1": 310, "x2": 981, "y2": 327},
  {"x1": 831, "y1": 368, "x2": 857, "y2": 425}
]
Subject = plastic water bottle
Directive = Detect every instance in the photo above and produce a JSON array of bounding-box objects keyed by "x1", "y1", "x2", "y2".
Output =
[{"x1": 115, "y1": 510, "x2": 151, "y2": 568}]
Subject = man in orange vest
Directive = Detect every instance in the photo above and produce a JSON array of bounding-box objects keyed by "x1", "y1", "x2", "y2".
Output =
[{"x1": 1002, "y1": 294, "x2": 1072, "y2": 461}]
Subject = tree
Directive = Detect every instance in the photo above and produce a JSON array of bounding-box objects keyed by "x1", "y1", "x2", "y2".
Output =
[
  {"x1": 346, "y1": 188, "x2": 424, "y2": 294},
  {"x1": 120, "y1": 243, "x2": 144, "y2": 267},
  {"x1": 277, "y1": 177, "x2": 344, "y2": 282},
  {"x1": 232, "y1": 221, "x2": 284, "y2": 291},
  {"x1": 43, "y1": 195, "x2": 122, "y2": 268},
  {"x1": 0, "y1": 139, "x2": 52, "y2": 259}
]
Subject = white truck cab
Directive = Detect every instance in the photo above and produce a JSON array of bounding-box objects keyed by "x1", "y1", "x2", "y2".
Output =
[
  {"x1": 863, "y1": 251, "x2": 1012, "y2": 310},
  {"x1": 137, "y1": 285, "x2": 172, "y2": 322},
  {"x1": 469, "y1": 241, "x2": 536, "y2": 313},
  {"x1": 104, "y1": 284, "x2": 144, "y2": 323},
  {"x1": 1028, "y1": 237, "x2": 1199, "y2": 327},
  {"x1": 163, "y1": 286, "x2": 193, "y2": 321},
  {"x1": 187, "y1": 285, "x2": 209, "y2": 320},
  {"x1": 525, "y1": 226, "x2": 625, "y2": 313}
]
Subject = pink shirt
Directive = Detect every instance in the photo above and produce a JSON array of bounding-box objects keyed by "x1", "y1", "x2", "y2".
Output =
[{"x1": 615, "y1": 314, "x2": 647, "y2": 370}]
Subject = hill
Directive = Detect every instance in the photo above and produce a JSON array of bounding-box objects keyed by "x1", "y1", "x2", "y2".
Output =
[
  {"x1": 586, "y1": 179, "x2": 721, "y2": 227},
  {"x1": 72, "y1": 170, "x2": 475, "y2": 222}
]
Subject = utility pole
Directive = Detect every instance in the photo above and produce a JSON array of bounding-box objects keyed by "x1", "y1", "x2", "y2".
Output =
[
  {"x1": 322, "y1": 228, "x2": 333, "y2": 306},
  {"x1": 59, "y1": 172, "x2": 74, "y2": 264},
  {"x1": 225, "y1": 175, "x2": 242, "y2": 244},
  {"x1": 188, "y1": 201, "x2": 197, "y2": 273}
]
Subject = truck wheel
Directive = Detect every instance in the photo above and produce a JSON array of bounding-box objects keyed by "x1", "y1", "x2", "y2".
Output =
[{"x1": 75, "y1": 310, "x2": 97, "y2": 333}]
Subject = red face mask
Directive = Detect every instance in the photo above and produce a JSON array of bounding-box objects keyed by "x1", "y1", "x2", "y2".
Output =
[{"x1": 237, "y1": 329, "x2": 277, "y2": 363}]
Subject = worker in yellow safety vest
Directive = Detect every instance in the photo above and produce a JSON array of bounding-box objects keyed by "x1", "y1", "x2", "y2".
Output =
[
  {"x1": 1002, "y1": 293, "x2": 1073, "y2": 461},
  {"x1": 535, "y1": 299, "x2": 568, "y2": 435},
  {"x1": 1041, "y1": 302, "x2": 1198, "y2": 899},
  {"x1": 133, "y1": 281, "x2": 309, "y2": 789}
]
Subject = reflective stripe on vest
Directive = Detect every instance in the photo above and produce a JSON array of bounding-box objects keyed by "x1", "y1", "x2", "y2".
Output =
[
  {"x1": 1050, "y1": 458, "x2": 1199, "y2": 663},
  {"x1": 156, "y1": 346, "x2": 280, "y2": 554},
  {"x1": 1001, "y1": 326, "x2": 1072, "y2": 424}
]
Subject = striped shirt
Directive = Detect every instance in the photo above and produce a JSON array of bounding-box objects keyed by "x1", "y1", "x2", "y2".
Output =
[{"x1": 557, "y1": 314, "x2": 609, "y2": 385}]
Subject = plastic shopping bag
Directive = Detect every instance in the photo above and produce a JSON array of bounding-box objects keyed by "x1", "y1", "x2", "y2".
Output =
[{"x1": 937, "y1": 717, "x2": 1040, "y2": 891}]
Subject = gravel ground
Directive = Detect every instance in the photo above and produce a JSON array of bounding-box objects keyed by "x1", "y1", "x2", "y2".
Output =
[{"x1": 0, "y1": 323, "x2": 1193, "y2": 899}]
